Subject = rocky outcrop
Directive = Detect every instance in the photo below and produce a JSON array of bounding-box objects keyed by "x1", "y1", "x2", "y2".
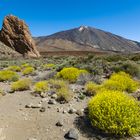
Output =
[
  {"x1": 0, "y1": 15, "x2": 40, "y2": 58},
  {"x1": 0, "y1": 41, "x2": 21, "y2": 59}
]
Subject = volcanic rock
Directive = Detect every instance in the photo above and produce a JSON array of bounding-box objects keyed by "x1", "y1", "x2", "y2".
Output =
[{"x1": 0, "y1": 15, "x2": 40, "y2": 58}]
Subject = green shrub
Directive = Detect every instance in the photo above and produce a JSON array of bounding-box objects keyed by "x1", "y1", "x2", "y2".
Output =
[
  {"x1": 57, "y1": 67, "x2": 88, "y2": 83},
  {"x1": 43, "y1": 63, "x2": 55, "y2": 70},
  {"x1": 103, "y1": 72, "x2": 139, "y2": 93},
  {"x1": 49, "y1": 79, "x2": 73, "y2": 102},
  {"x1": 85, "y1": 81, "x2": 101, "y2": 96},
  {"x1": 21, "y1": 63, "x2": 31, "y2": 68},
  {"x1": 34, "y1": 81, "x2": 49, "y2": 93},
  {"x1": 11, "y1": 78, "x2": 32, "y2": 91},
  {"x1": 0, "y1": 70, "x2": 19, "y2": 82},
  {"x1": 57, "y1": 87, "x2": 72, "y2": 102},
  {"x1": 7, "y1": 65, "x2": 21, "y2": 72},
  {"x1": 49, "y1": 79, "x2": 67, "y2": 89},
  {"x1": 112, "y1": 61, "x2": 140, "y2": 77},
  {"x1": 0, "y1": 90, "x2": 5, "y2": 96},
  {"x1": 22, "y1": 67, "x2": 35, "y2": 75},
  {"x1": 130, "y1": 54, "x2": 140, "y2": 61},
  {"x1": 88, "y1": 90, "x2": 140, "y2": 136},
  {"x1": 105, "y1": 55, "x2": 127, "y2": 62}
]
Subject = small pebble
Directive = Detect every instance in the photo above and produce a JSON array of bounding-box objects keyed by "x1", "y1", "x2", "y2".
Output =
[{"x1": 40, "y1": 107, "x2": 46, "y2": 112}]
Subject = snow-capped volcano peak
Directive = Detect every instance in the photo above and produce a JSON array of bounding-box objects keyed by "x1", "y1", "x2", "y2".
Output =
[{"x1": 78, "y1": 26, "x2": 88, "y2": 32}]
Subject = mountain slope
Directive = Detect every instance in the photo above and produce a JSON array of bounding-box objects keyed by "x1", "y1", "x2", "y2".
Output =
[{"x1": 35, "y1": 26, "x2": 140, "y2": 53}]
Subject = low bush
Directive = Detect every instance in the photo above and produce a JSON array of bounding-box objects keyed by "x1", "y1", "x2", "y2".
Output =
[
  {"x1": 57, "y1": 67, "x2": 88, "y2": 83},
  {"x1": 88, "y1": 90, "x2": 140, "y2": 136},
  {"x1": 112, "y1": 61, "x2": 140, "y2": 77},
  {"x1": 43, "y1": 63, "x2": 55, "y2": 70},
  {"x1": 34, "y1": 81, "x2": 49, "y2": 93},
  {"x1": 0, "y1": 70, "x2": 19, "y2": 82},
  {"x1": 57, "y1": 87, "x2": 72, "y2": 102},
  {"x1": 0, "y1": 90, "x2": 5, "y2": 96},
  {"x1": 7, "y1": 65, "x2": 21, "y2": 72},
  {"x1": 49, "y1": 79, "x2": 72, "y2": 102},
  {"x1": 77, "y1": 73, "x2": 93, "y2": 85},
  {"x1": 85, "y1": 81, "x2": 101, "y2": 96},
  {"x1": 22, "y1": 67, "x2": 35, "y2": 75},
  {"x1": 105, "y1": 55, "x2": 127, "y2": 62},
  {"x1": 21, "y1": 63, "x2": 31, "y2": 68},
  {"x1": 103, "y1": 72, "x2": 139, "y2": 93},
  {"x1": 11, "y1": 78, "x2": 32, "y2": 91},
  {"x1": 49, "y1": 79, "x2": 67, "y2": 89}
]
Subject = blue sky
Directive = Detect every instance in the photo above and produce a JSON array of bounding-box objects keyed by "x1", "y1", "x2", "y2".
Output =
[{"x1": 0, "y1": 0, "x2": 140, "y2": 41}]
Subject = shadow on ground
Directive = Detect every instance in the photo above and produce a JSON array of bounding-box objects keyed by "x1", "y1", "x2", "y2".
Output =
[{"x1": 73, "y1": 115, "x2": 131, "y2": 140}]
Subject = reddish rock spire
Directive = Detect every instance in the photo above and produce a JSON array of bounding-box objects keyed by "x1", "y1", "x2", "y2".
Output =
[{"x1": 0, "y1": 15, "x2": 40, "y2": 58}]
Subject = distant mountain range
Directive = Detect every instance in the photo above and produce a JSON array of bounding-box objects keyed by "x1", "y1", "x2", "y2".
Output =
[{"x1": 34, "y1": 26, "x2": 140, "y2": 53}]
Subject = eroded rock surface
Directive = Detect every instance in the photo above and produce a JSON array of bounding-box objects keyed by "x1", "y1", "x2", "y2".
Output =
[{"x1": 0, "y1": 15, "x2": 40, "y2": 58}]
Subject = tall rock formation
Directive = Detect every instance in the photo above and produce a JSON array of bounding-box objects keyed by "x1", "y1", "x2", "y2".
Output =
[{"x1": 0, "y1": 15, "x2": 40, "y2": 57}]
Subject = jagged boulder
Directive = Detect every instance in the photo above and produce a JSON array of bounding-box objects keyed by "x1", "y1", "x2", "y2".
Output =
[{"x1": 0, "y1": 15, "x2": 40, "y2": 58}]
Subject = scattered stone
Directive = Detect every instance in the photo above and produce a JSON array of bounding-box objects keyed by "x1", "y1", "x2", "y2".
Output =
[
  {"x1": 68, "y1": 108, "x2": 77, "y2": 114},
  {"x1": 76, "y1": 98, "x2": 80, "y2": 102},
  {"x1": 132, "y1": 90, "x2": 140, "y2": 101},
  {"x1": 63, "y1": 110, "x2": 67, "y2": 114},
  {"x1": 48, "y1": 106, "x2": 51, "y2": 109},
  {"x1": 134, "y1": 136, "x2": 140, "y2": 140},
  {"x1": 48, "y1": 99, "x2": 56, "y2": 105},
  {"x1": 8, "y1": 90, "x2": 15, "y2": 94},
  {"x1": 76, "y1": 110, "x2": 83, "y2": 116},
  {"x1": 65, "y1": 128, "x2": 79, "y2": 140},
  {"x1": 56, "y1": 120, "x2": 63, "y2": 127},
  {"x1": 40, "y1": 107, "x2": 46, "y2": 112},
  {"x1": 57, "y1": 108, "x2": 61, "y2": 112},
  {"x1": 31, "y1": 104, "x2": 42, "y2": 108},
  {"x1": 27, "y1": 138, "x2": 37, "y2": 140},
  {"x1": 25, "y1": 103, "x2": 42, "y2": 108},
  {"x1": 33, "y1": 93, "x2": 40, "y2": 97},
  {"x1": 40, "y1": 92, "x2": 47, "y2": 98},
  {"x1": 48, "y1": 90, "x2": 56, "y2": 96},
  {"x1": 83, "y1": 107, "x2": 88, "y2": 114},
  {"x1": 41, "y1": 98, "x2": 48, "y2": 102},
  {"x1": 25, "y1": 104, "x2": 33, "y2": 108},
  {"x1": 51, "y1": 94, "x2": 57, "y2": 99},
  {"x1": 62, "y1": 129, "x2": 66, "y2": 132}
]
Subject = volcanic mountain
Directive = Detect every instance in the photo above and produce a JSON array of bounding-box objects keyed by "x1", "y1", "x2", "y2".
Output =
[{"x1": 35, "y1": 26, "x2": 140, "y2": 53}]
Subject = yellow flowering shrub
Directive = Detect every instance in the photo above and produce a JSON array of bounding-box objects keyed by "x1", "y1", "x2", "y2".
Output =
[
  {"x1": 34, "y1": 81, "x2": 49, "y2": 93},
  {"x1": 0, "y1": 90, "x2": 5, "y2": 96},
  {"x1": 11, "y1": 78, "x2": 32, "y2": 91},
  {"x1": 22, "y1": 67, "x2": 35, "y2": 75},
  {"x1": 43, "y1": 63, "x2": 55, "y2": 70},
  {"x1": 49, "y1": 79, "x2": 72, "y2": 102},
  {"x1": 7, "y1": 65, "x2": 21, "y2": 72},
  {"x1": 21, "y1": 63, "x2": 31, "y2": 68},
  {"x1": 88, "y1": 90, "x2": 140, "y2": 136},
  {"x1": 57, "y1": 87, "x2": 72, "y2": 102},
  {"x1": 49, "y1": 79, "x2": 67, "y2": 89},
  {"x1": 103, "y1": 72, "x2": 139, "y2": 93},
  {"x1": 0, "y1": 70, "x2": 19, "y2": 82},
  {"x1": 57, "y1": 67, "x2": 88, "y2": 83},
  {"x1": 85, "y1": 81, "x2": 102, "y2": 96}
]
